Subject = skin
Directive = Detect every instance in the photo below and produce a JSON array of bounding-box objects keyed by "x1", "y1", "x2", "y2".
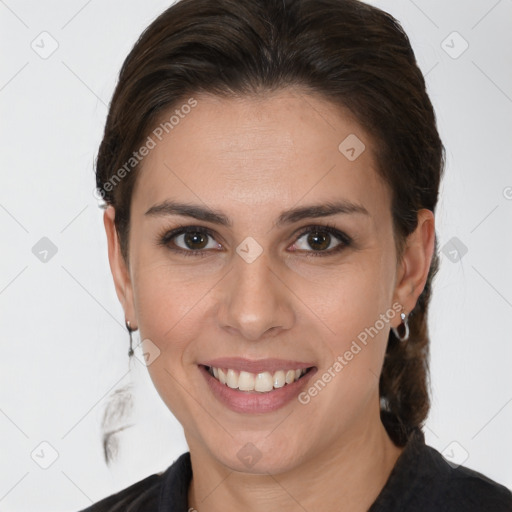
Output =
[{"x1": 104, "y1": 88, "x2": 435, "y2": 511}]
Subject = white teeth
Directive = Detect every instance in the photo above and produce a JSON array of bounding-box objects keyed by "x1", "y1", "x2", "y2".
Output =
[
  {"x1": 207, "y1": 366, "x2": 309, "y2": 392},
  {"x1": 255, "y1": 372, "x2": 273, "y2": 392},
  {"x1": 226, "y1": 369, "x2": 238, "y2": 389},
  {"x1": 273, "y1": 370, "x2": 285, "y2": 388},
  {"x1": 238, "y1": 371, "x2": 255, "y2": 391}
]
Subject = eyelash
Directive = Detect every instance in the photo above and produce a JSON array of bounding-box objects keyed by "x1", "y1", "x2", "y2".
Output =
[{"x1": 156, "y1": 222, "x2": 352, "y2": 259}]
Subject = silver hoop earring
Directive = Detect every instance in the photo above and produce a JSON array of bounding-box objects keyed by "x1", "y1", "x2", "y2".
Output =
[
  {"x1": 125, "y1": 320, "x2": 136, "y2": 357},
  {"x1": 392, "y1": 311, "x2": 410, "y2": 342}
]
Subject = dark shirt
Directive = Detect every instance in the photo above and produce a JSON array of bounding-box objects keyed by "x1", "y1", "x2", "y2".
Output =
[{"x1": 78, "y1": 427, "x2": 512, "y2": 511}]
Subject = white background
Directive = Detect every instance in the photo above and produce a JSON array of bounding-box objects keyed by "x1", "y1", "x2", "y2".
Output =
[{"x1": 1, "y1": 0, "x2": 511, "y2": 510}]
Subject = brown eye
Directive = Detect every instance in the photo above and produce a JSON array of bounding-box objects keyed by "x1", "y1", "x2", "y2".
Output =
[
  {"x1": 304, "y1": 230, "x2": 333, "y2": 251},
  {"x1": 182, "y1": 231, "x2": 210, "y2": 250},
  {"x1": 158, "y1": 224, "x2": 351, "y2": 258},
  {"x1": 158, "y1": 225, "x2": 221, "y2": 257},
  {"x1": 292, "y1": 225, "x2": 350, "y2": 256}
]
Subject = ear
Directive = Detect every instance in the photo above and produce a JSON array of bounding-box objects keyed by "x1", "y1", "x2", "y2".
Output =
[
  {"x1": 391, "y1": 208, "x2": 436, "y2": 327},
  {"x1": 103, "y1": 205, "x2": 137, "y2": 328}
]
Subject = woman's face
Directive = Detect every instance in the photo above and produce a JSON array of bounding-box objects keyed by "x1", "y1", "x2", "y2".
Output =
[{"x1": 105, "y1": 88, "x2": 428, "y2": 473}]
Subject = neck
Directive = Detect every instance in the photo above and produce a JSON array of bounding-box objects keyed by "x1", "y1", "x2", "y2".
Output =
[{"x1": 186, "y1": 409, "x2": 404, "y2": 512}]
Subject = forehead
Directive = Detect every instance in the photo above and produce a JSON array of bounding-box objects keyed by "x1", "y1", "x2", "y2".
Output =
[{"x1": 131, "y1": 89, "x2": 390, "y2": 225}]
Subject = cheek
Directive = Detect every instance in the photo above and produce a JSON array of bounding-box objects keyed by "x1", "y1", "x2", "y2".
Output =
[
  {"x1": 130, "y1": 264, "x2": 213, "y2": 426},
  {"x1": 313, "y1": 251, "x2": 394, "y2": 335},
  {"x1": 322, "y1": 286, "x2": 391, "y2": 381},
  {"x1": 306, "y1": 250, "x2": 395, "y2": 396},
  {"x1": 132, "y1": 264, "x2": 208, "y2": 354}
]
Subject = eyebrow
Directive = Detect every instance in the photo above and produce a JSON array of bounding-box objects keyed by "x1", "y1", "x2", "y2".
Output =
[{"x1": 144, "y1": 199, "x2": 370, "y2": 227}]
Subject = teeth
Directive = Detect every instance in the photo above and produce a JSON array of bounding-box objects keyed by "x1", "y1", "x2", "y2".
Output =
[
  {"x1": 238, "y1": 371, "x2": 255, "y2": 391},
  {"x1": 255, "y1": 372, "x2": 273, "y2": 392},
  {"x1": 207, "y1": 366, "x2": 309, "y2": 392},
  {"x1": 226, "y1": 369, "x2": 238, "y2": 389},
  {"x1": 273, "y1": 370, "x2": 285, "y2": 388}
]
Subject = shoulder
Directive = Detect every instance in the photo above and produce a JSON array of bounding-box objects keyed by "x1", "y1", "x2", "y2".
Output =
[
  {"x1": 77, "y1": 473, "x2": 161, "y2": 512},
  {"x1": 76, "y1": 452, "x2": 191, "y2": 512},
  {"x1": 421, "y1": 444, "x2": 512, "y2": 511},
  {"x1": 372, "y1": 424, "x2": 512, "y2": 512}
]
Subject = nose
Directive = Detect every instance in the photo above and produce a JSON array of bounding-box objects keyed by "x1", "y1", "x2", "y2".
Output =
[{"x1": 217, "y1": 249, "x2": 295, "y2": 341}]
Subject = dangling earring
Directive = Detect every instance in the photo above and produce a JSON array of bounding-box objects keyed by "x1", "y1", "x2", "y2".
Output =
[
  {"x1": 392, "y1": 309, "x2": 410, "y2": 342},
  {"x1": 125, "y1": 320, "x2": 136, "y2": 357}
]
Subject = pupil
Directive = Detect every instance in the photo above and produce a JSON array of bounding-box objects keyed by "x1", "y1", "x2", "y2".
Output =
[
  {"x1": 185, "y1": 232, "x2": 207, "y2": 250},
  {"x1": 308, "y1": 231, "x2": 330, "y2": 251}
]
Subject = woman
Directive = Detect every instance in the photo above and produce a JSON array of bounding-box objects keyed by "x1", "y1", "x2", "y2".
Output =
[{"x1": 82, "y1": 0, "x2": 512, "y2": 510}]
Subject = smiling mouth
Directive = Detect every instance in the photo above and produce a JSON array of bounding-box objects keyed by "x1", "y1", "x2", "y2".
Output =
[{"x1": 202, "y1": 365, "x2": 315, "y2": 393}]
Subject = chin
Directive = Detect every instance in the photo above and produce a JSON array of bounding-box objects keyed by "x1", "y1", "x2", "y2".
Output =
[{"x1": 209, "y1": 434, "x2": 307, "y2": 475}]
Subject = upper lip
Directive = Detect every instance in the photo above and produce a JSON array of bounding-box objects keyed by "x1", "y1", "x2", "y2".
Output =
[{"x1": 200, "y1": 357, "x2": 315, "y2": 374}]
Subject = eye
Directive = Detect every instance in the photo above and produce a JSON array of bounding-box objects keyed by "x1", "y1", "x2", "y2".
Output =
[
  {"x1": 158, "y1": 225, "x2": 221, "y2": 257},
  {"x1": 157, "y1": 223, "x2": 351, "y2": 258},
  {"x1": 290, "y1": 223, "x2": 351, "y2": 257}
]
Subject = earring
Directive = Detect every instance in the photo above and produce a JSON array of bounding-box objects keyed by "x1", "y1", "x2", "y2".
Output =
[
  {"x1": 392, "y1": 309, "x2": 410, "y2": 342},
  {"x1": 125, "y1": 320, "x2": 136, "y2": 357}
]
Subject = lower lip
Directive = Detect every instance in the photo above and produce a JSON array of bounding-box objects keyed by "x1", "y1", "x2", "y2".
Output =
[{"x1": 199, "y1": 364, "x2": 318, "y2": 413}]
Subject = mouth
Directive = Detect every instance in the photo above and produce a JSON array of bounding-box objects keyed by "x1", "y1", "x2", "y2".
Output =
[
  {"x1": 198, "y1": 357, "x2": 318, "y2": 413},
  {"x1": 201, "y1": 364, "x2": 315, "y2": 393}
]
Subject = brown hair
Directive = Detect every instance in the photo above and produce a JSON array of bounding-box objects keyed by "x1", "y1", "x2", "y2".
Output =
[{"x1": 96, "y1": 0, "x2": 444, "y2": 449}]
